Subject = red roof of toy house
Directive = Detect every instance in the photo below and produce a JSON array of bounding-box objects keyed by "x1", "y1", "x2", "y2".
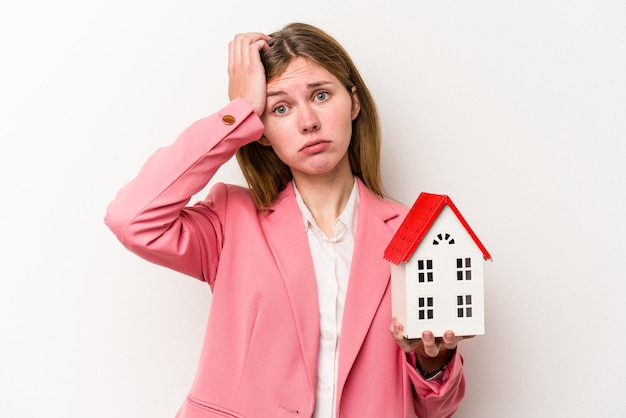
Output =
[{"x1": 384, "y1": 193, "x2": 492, "y2": 264}]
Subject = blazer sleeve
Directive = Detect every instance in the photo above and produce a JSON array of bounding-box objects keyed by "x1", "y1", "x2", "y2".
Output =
[
  {"x1": 408, "y1": 350, "x2": 466, "y2": 418},
  {"x1": 104, "y1": 99, "x2": 264, "y2": 282}
]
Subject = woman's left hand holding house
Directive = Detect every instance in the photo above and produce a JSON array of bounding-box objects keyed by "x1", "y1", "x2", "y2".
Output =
[{"x1": 390, "y1": 317, "x2": 474, "y2": 376}]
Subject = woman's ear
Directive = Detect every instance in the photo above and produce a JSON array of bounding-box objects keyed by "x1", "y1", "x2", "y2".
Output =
[
  {"x1": 257, "y1": 135, "x2": 271, "y2": 146},
  {"x1": 350, "y1": 86, "x2": 361, "y2": 121}
]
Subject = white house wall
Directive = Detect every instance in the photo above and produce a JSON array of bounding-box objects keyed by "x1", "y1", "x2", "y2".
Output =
[
  {"x1": 390, "y1": 262, "x2": 408, "y2": 331},
  {"x1": 402, "y1": 206, "x2": 485, "y2": 338}
]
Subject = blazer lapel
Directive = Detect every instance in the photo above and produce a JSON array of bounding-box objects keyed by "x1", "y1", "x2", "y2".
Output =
[
  {"x1": 337, "y1": 181, "x2": 402, "y2": 395},
  {"x1": 260, "y1": 183, "x2": 320, "y2": 393}
]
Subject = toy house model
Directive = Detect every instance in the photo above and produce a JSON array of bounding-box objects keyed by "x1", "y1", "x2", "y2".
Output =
[{"x1": 384, "y1": 193, "x2": 492, "y2": 338}]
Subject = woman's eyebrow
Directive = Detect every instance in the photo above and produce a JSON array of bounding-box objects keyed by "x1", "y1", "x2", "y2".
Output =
[{"x1": 267, "y1": 81, "x2": 333, "y2": 98}]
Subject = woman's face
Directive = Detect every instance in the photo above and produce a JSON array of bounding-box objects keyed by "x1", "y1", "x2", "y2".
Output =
[{"x1": 260, "y1": 57, "x2": 360, "y2": 181}]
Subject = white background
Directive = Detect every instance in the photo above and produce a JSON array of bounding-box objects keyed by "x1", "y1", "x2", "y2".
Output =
[{"x1": 1, "y1": 1, "x2": 625, "y2": 417}]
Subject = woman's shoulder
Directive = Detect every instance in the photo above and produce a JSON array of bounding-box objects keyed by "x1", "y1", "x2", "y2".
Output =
[
  {"x1": 383, "y1": 197, "x2": 410, "y2": 221},
  {"x1": 383, "y1": 196, "x2": 409, "y2": 211},
  {"x1": 202, "y1": 182, "x2": 255, "y2": 206},
  {"x1": 358, "y1": 184, "x2": 410, "y2": 224}
]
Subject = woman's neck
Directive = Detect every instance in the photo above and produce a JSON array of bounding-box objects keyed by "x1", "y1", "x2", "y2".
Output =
[{"x1": 292, "y1": 169, "x2": 355, "y2": 238}]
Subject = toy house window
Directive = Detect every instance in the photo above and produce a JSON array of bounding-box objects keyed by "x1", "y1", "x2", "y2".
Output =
[
  {"x1": 457, "y1": 295, "x2": 473, "y2": 318},
  {"x1": 432, "y1": 233, "x2": 455, "y2": 245},
  {"x1": 456, "y1": 257, "x2": 472, "y2": 281},
  {"x1": 417, "y1": 260, "x2": 434, "y2": 283},
  {"x1": 418, "y1": 297, "x2": 434, "y2": 320}
]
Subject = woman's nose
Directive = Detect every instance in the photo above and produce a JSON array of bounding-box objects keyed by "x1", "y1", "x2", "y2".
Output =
[{"x1": 299, "y1": 106, "x2": 320, "y2": 133}]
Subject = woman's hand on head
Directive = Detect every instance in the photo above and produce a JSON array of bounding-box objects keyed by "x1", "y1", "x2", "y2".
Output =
[{"x1": 228, "y1": 32, "x2": 271, "y2": 117}]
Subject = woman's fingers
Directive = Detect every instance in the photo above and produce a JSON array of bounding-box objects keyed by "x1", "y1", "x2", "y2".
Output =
[{"x1": 227, "y1": 32, "x2": 271, "y2": 115}]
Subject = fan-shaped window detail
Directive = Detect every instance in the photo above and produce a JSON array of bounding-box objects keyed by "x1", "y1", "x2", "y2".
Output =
[{"x1": 432, "y1": 233, "x2": 455, "y2": 246}]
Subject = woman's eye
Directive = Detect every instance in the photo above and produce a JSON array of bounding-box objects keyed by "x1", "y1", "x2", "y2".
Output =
[
  {"x1": 273, "y1": 105, "x2": 288, "y2": 115},
  {"x1": 315, "y1": 92, "x2": 329, "y2": 101}
]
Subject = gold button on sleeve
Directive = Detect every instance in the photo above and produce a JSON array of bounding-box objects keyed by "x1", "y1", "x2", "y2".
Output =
[{"x1": 222, "y1": 114, "x2": 236, "y2": 125}]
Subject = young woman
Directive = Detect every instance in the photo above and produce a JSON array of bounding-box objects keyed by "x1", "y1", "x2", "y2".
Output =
[{"x1": 106, "y1": 22, "x2": 468, "y2": 418}]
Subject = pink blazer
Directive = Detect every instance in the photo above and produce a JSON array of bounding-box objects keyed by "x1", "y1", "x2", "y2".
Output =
[{"x1": 105, "y1": 99, "x2": 465, "y2": 418}]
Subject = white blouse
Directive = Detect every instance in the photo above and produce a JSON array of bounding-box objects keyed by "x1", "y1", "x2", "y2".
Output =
[{"x1": 294, "y1": 179, "x2": 359, "y2": 418}]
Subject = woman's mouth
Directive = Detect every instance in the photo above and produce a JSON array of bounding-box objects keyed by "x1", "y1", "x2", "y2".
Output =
[{"x1": 300, "y1": 140, "x2": 330, "y2": 154}]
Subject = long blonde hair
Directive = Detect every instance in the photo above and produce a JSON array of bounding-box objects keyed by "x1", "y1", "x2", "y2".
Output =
[{"x1": 236, "y1": 22, "x2": 384, "y2": 210}]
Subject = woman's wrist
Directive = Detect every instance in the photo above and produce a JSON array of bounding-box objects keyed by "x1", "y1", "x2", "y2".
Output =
[{"x1": 415, "y1": 347, "x2": 455, "y2": 376}]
